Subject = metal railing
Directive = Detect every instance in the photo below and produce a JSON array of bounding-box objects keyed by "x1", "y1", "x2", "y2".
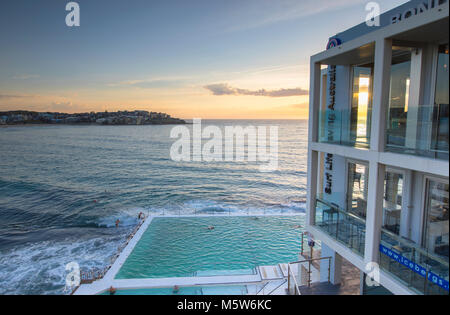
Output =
[
  {"x1": 287, "y1": 257, "x2": 332, "y2": 295},
  {"x1": 300, "y1": 231, "x2": 321, "y2": 258},
  {"x1": 267, "y1": 280, "x2": 288, "y2": 295},
  {"x1": 256, "y1": 282, "x2": 270, "y2": 295}
]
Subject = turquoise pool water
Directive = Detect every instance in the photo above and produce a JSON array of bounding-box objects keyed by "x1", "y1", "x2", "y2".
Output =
[
  {"x1": 100, "y1": 285, "x2": 249, "y2": 295},
  {"x1": 116, "y1": 215, "x2": 304, "y2": 279}
]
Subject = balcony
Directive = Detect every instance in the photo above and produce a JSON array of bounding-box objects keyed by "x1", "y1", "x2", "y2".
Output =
[
  {"x1": 380, "y1": 229, "x2": 449, "y2": 295},
  {"x1": 318, "y1": 109, "x2": 371, "y2": 149},
  {"x1": 315, "y1": 198, "x2": 366, "y2": 257},
  {"x1": 317, "y1": 61, "x2": 374, "y2": 149},
  {"x1": 386, "y1": 103, "x2": 449, "y2": 160},
  {"x1": 386, "y1": 43, "x2": 448, "y2": 160}
]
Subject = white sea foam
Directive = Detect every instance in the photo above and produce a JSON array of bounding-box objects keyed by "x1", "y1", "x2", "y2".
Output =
[
  {"x1": 143, "y1": 199, "x2": 306, "y2": 216},
  {"x1": 0, "y1": 235, "x2": 126, "y2": 295}
]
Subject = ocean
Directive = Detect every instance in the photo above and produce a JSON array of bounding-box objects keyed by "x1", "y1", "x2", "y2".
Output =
[{"x1": 0, "y1": 120, "x2": 308, "y2": 294}]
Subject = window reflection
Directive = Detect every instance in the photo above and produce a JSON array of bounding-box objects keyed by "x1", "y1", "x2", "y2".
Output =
[
  {"x1": 387, "y1": 49, "x2": 411, "y2": 148},
  {"x1": 351, "y1": 66, "x2": 373, "y2": 146},
  {"x1": 383, "y1": 172, "x2": 403, "y2": 235},
  {"x1": 424, "y1": 180, "x2": 449, "y2": 260},
  {"x1": 432, "y1": 44, "x2": 449, "y2": 157},
  {"x1": 347, "y1": 162, "x2": 369, "y2": 219},
  {"x1": 386, "y1": 44, "x2": 449, "y2": 160}
]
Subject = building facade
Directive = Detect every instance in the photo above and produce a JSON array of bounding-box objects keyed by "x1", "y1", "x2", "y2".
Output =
[{"x1": 306, "y1": 0, "x2": 449, "y2": 295}]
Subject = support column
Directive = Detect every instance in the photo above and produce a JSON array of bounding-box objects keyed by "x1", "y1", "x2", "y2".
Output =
[
  {"x1": 365, "y1": 37, "x2": 391, "y2": 266},
  {"x1": 306, "y1": 150, "x2": 318, "y2": 227},
  {"x1": 400, "y1": 170, "x2": 413, "y2": 239},
  {"x1": 405, "y1": 49, "x2": 423, "y2": 149},
  {"x1": 306, "y1": 61, "x2": 322, "y2": 227},
  {"x1": 370, "y1": 38, "x2": 392, "y2": 152},
  {"x1": 308, "y1": 61, "x2": 322, "y2": 144},
  {"x1": 320, "y1": 243, "x2": 342, "y2": 285},
  {"x1": 365, "y1": 161, "x2": 386, "y2": 265}
]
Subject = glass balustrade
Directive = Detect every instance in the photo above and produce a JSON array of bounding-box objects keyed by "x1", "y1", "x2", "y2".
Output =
[
  {"x1": 315, "y1": 198, "x2": 366, "y2": 257},
  {"x1": 380, "y1": 229, "x2": 449, "y2": 295}
]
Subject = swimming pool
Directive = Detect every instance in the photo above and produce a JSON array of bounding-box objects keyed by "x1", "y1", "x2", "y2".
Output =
[
  {"x1": 100, "y1": 285, "x2": 251, "y2": 295},
  {"x1": 115, "y1": 215, "x2": 304, "y2": 279}
]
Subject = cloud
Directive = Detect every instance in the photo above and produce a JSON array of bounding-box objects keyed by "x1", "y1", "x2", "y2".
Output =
[
  {"x1": 49, "y1": 101, "x2": 78, "y2": 112},
  {"x1": 204, "y1": 83, "x2": 308, "y2": 98},
  {"x1": 224, "y1": 0, "x2": 366, "y2": 32},
  {"x1": 0, "y1": 93, "x2": 86, "y2": 113},
  {"x1": 12, "y1": 74, "x2": 40, "y2": 80},
  {"x1": 0, "y1": 94, "x2": 33, "y2": 100},
  {"x1": 108, "y1": 77, "x2": 192, "y2": 89}
]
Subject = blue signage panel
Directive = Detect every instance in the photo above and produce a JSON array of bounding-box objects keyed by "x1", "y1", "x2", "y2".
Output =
[{"x1": 380, "y1": 244, "x2": 449, "y2": 292}]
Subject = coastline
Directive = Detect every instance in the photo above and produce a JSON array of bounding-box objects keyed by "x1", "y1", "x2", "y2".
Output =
[{"x1": 0, "y1": 122, "x2": 188, "y2": 128}]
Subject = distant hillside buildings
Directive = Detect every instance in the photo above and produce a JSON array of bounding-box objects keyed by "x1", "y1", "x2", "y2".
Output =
[{"x1": 0, "y1": 110, "x2": 186, "y2": 125}]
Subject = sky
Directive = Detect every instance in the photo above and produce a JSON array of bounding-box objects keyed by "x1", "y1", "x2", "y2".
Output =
[{"x1": 0, "y1": 0, "x2": 409, "y2": 119}]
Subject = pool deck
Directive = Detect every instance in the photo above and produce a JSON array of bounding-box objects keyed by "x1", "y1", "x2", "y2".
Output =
[{"x1": 74, "y1": 213, "x2": 308, "y2": 295}]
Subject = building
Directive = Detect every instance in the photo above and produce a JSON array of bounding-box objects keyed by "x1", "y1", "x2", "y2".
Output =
[{"x1": 306, "y1": 0, "x2": 448, "y2": 295}]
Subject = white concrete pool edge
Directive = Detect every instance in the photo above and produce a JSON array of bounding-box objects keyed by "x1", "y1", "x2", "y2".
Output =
[
  {"x1": 108, "y1": 274, "x2": 263, "y2": 292},
  {"x1": 75, "y1": 216, "x2": 154, "y2": 295},
  {"x1": 74, "y1": 213, "x2": 306, "y2": 295}
]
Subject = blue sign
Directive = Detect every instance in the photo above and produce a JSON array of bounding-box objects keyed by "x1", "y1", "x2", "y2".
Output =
[
  {"x1": 380, "y1": 244, "x2": 449, "y2": 292},
  {"x1": 326, "y1": 38, "x2": 341, "y2": 50}
]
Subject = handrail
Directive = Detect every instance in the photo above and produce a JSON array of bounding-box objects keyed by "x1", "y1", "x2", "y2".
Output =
[
  {"x1": 256, "y1": 282, "x2": 270, "y2": 295},
  {"x1": 289, "y1": 257, "x2": 332, "y2": 265},
  {"x1": 316, "y1": 197, "x2": 366, "y2": 225},
  {"x1": 287, "y1": 264, "x2": 301, "y2": 295},
  {"x1": 287, "y1": 256, "x2": 332, "y2": 295},
  {"x1": 300, "y1": 231, "x2": 305, "y2": 256},
  {"x1": 266, "y1": 279, "x2": 287, "y2": 295}
]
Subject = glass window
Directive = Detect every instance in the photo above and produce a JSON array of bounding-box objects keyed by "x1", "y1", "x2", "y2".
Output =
[
  {"x1": 318, "y1": 64, "x2": 373, "y2": 149},
  {"x1": 386, "y1": 45, "x2": 449, "y2": 160},
  {"x1": 351, "y1": 65, "x2": 373, "y2": 146},
  {"x1": 347, "y1": 162, "x2": 369, "y2": 219},
  {"x1": 423, "y1": 180, "x2": 449, "y2": 260},
  {"x1": 432, "y1": 44, "x2": 449, "y2": 157},
  {"x1": 387, "y1": 50, "x2": 412, "y2": 148},
  {"x1": 383, "y1": 172, "x2": 403, "y2": 235}
]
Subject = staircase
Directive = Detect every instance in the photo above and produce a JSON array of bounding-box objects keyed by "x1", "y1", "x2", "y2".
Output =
[{"x1": 258, "y1": 265, "x2": 284, "y2": 280}]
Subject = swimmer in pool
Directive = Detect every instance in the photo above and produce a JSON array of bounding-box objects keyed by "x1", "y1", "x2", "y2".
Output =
[
  {"x1": 207, "y1": 226, "x2": 215, "y2": 231},
  {"x1": 173, "y1": 285, "x2": 180, "y2": 294}
]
